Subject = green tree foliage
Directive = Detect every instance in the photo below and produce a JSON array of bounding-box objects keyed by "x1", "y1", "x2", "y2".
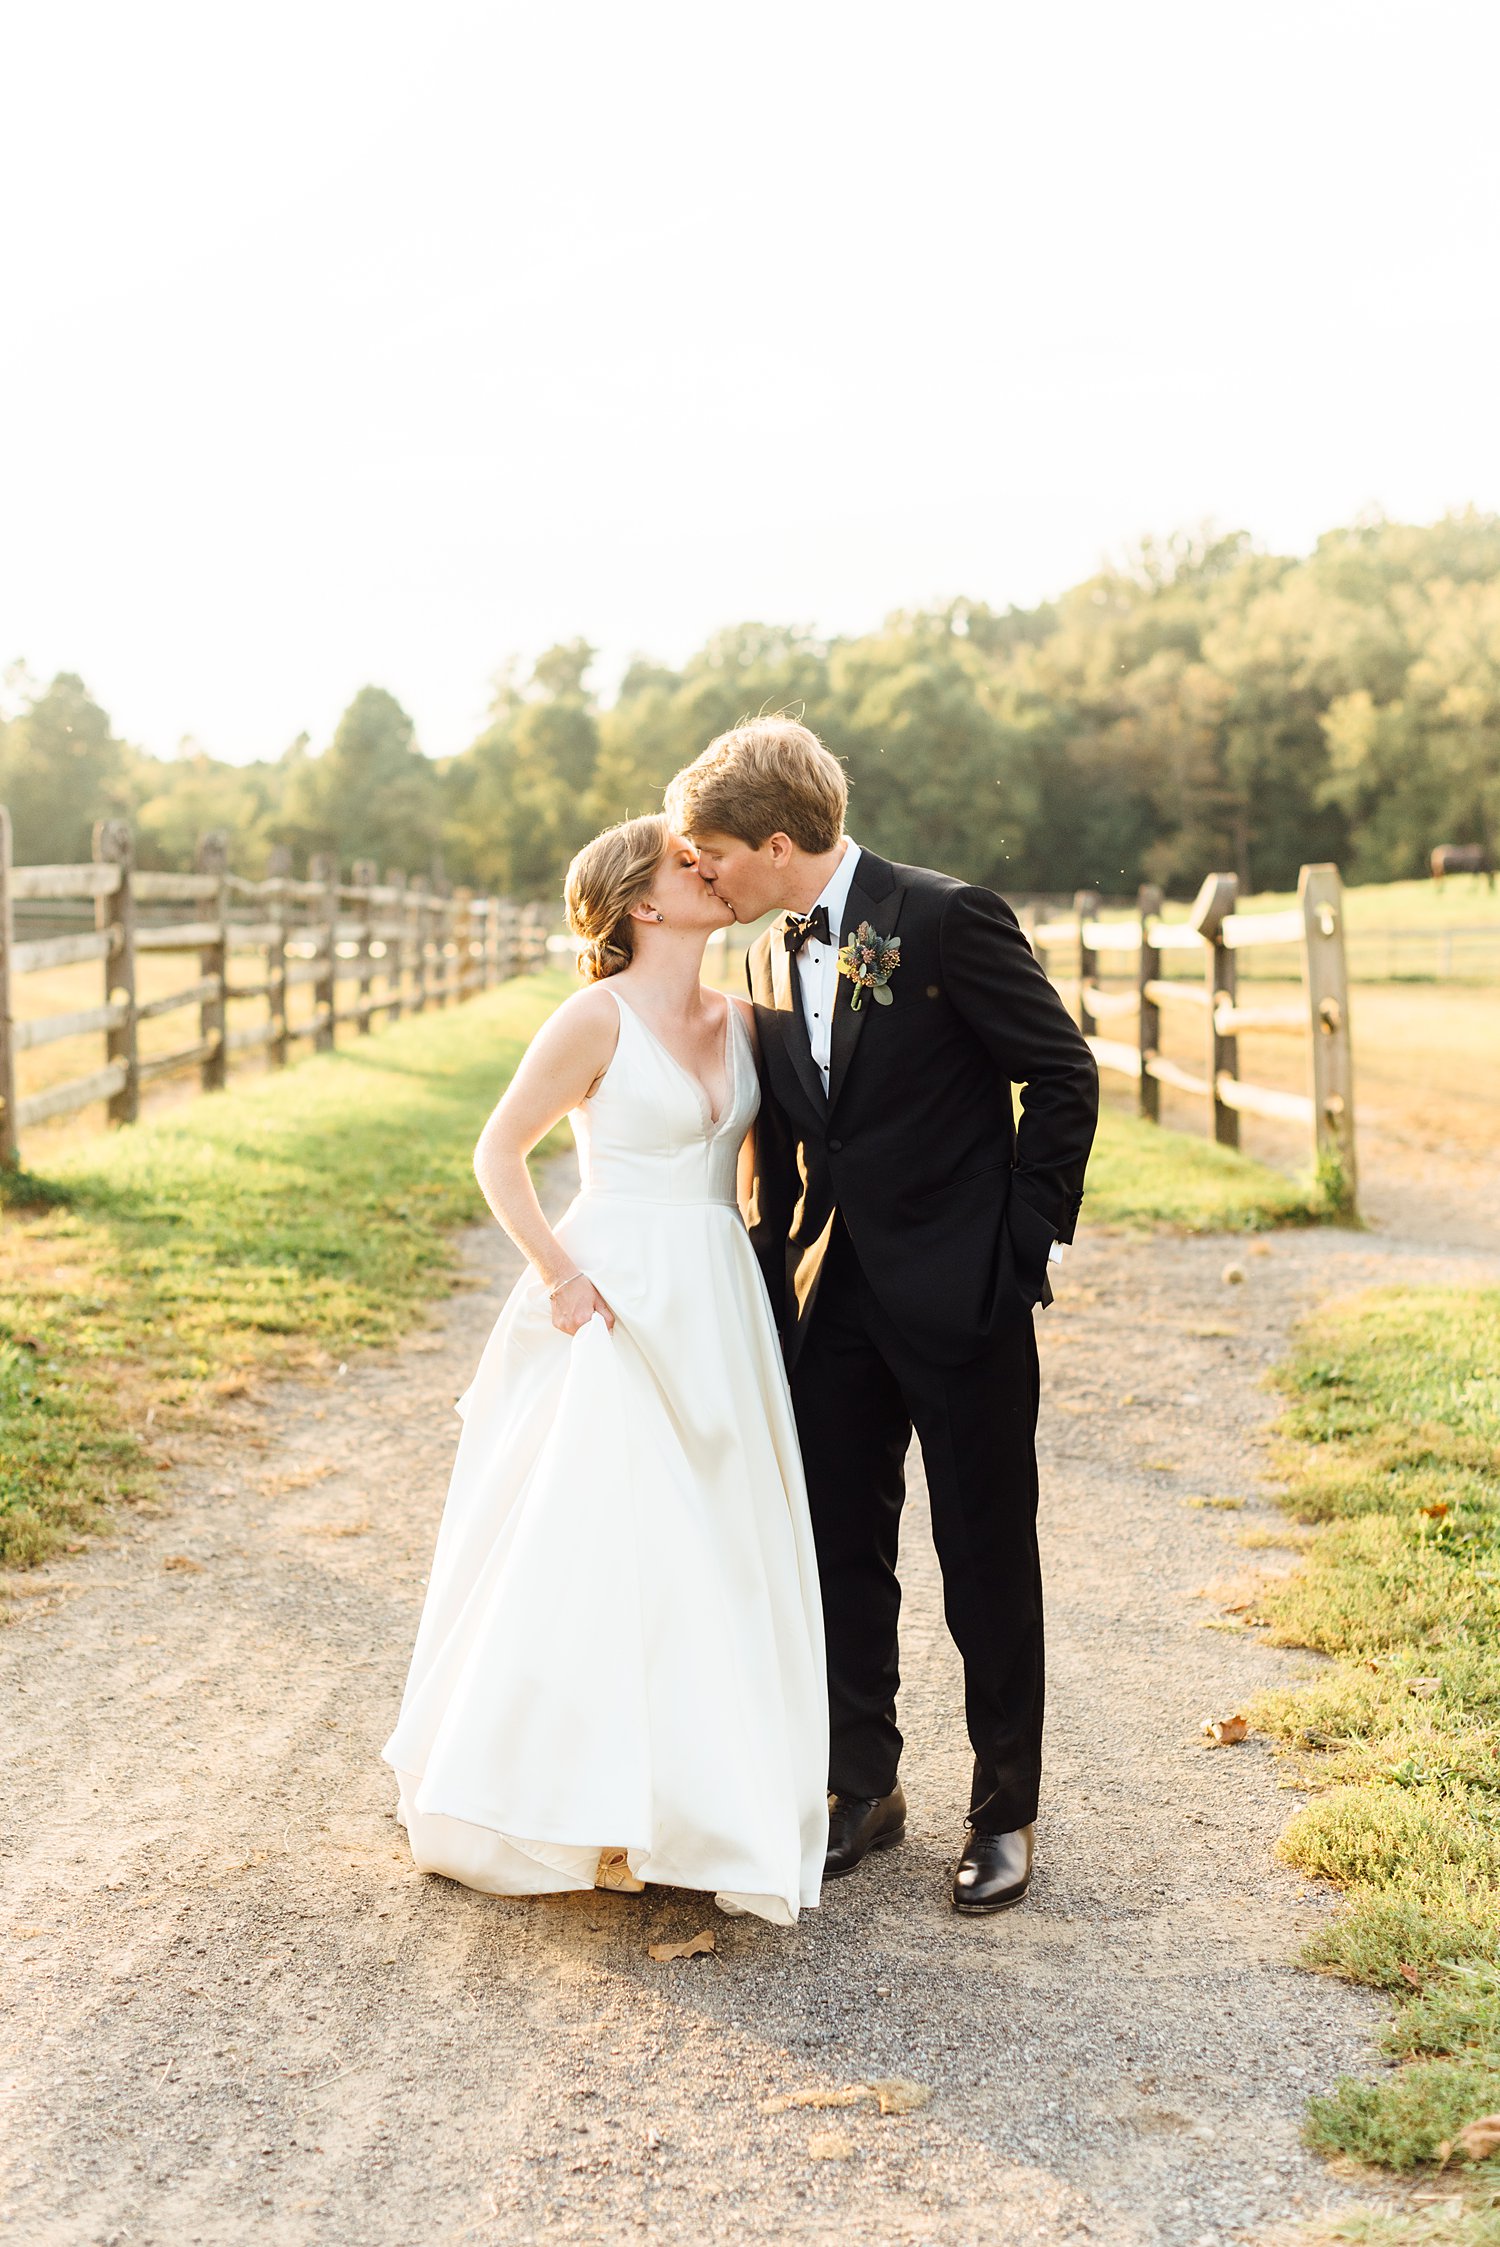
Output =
[
  {"x1": 6, "y1": 512, "x2": 1499, "y2": 898},
  {"x1": 276, "y1": 687, "x2": 442, "y2": 877},
  {"x1": 0, "y1": 671, "x2": 135, "y2": 861}
]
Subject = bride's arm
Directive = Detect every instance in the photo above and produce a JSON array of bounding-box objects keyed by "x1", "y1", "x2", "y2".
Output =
[
  {"x1": 730, "y1": 996, "x2": 760, "y2": 1226},
  {"x1": 472, "y1": 988, "x2": 620, "y2": 1335}
]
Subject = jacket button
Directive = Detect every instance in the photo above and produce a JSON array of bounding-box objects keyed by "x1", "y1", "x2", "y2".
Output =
[{"x1": 828, "y1": 1138, "x2": 843, "y2": 1152}]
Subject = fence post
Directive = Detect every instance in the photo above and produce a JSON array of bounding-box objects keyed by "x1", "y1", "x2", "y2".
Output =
[
  {"x1": 1300, "y1": 863, "x2": 1358, "y2": 1213},
  {"x1": 1136, "y1": 883, "x2": 1162, "y2": 1123},
  {"x1": 409, "y1": 877, "x2": 428, "y2": 1012},
  {"x1": 1188, "y1": 871, "x2": 1238, "y2": 1146},
  {"x1": 0, "y1": 808, "x2": 16, "y2": 1165},
  {"x1": 452, "y1": 886, "x2": 474, "y2": 1000},
  {"x1": 351, "y1": 858, "x2": 377, "y2": 1034},
  {"x1": 309, "y1": 851, "x2": 338, "y2": 1051},
  {"x1": 382, "y1": 867, "x2": 406, "y2": 1023},
  {"x1": 266, "y1": 845, "x2": 291, "y2": 1067},
  {"x1": 93, "y1": 819, "x2": 139, "y2": 1127},
  {"x1": 195, "y1": 829, "x2": 230, "y2": 1091},
  {"x1": 1073, "y1": 890, "x2": 1100, "y2": 1040}
]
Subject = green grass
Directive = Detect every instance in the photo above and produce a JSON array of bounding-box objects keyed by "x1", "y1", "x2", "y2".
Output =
[
  {"x1": 0, "y1": 971, "x2": 573, "y2": 1569},
  {"x1": 1093, "y1": 871, "x2": 1500, "y2": 933},
  {"x1": 1245, "y1": 1288, "x2": 1500, "y2": 2191},
  {"x1": 1081, "y1": 1105, "x2": 1332, "y2": 1232}
]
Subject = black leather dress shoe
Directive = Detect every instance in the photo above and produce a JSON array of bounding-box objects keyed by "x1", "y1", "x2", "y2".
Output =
[
  {"x1": 952, "y1": 1824, "x2": 1034, "y2": 1914},
  {"x1": 824, "y1": 1786, "x2": 907, "y2": 1879}
]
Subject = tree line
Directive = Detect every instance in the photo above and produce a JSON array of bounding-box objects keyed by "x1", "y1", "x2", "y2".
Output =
[{"x1": 4, "y1": 510, "x2": 1497, "y2": 902}]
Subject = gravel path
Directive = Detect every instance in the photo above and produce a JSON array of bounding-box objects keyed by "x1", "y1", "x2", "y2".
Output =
[{"x1": 5, "y1": 1171, "x2": 1497, "y2": 2247}]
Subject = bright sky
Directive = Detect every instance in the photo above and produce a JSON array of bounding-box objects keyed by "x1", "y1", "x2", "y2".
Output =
[{"x1": 4, "y1": 0, "x2": 1498, "y2": 765}]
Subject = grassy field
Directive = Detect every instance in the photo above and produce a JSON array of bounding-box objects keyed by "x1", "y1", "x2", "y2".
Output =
[
  {"x1": 0, "y1": 969, "x2": 573, "y2": 1569},
  {"x1": 0, "y1": 961, "x2": 1328, "y2": 1572},
  {"x1": 1246, "y1": 1288, "x2": 1500, "y2": 2226}
]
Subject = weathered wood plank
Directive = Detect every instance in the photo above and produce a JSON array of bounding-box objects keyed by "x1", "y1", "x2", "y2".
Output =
[
  {"x1": 1222, "y1": 907, "x2": 1305, "y2": 949},
  {"x1": 137, "y1": 976, "x2": 221, "y2": 1022},
  {"x1": 15, "y1": 1060, "x2": 129, "y2": 1126},
  {"x1": 1144, "y1": 1054, "x2": 1211, "y2": 1099},
  {"x1": 134, "y1": 920, "x2": 223, "y2": 952},
  {"x1": 1143, "y1": 921, "x2": 1206, "y2": 952},
  {"x1": 1080, "y1": 984, "x2": 1139, "y2": 1020},
  {"x1": 132, "y1": 871, "x2": 222, "y2": 901},
  {"x1": 13, "y1": 1000, "x2": 128, "y2": 1050},
  {"x1": 1215, "y1": 1075, "x2": 1315, "y2": 1126},
  {"x1": 1213, "y1": 1002, "x2": 1306, "y2": 1035},
  {"x1": 9, "y1": 861, "x2": 122, "y2": 901},
  {"x1": 137, "y1": 1035, "x2": 223, "y2": 1085},
  {"x1": 12, "y1": 927, "x2": 120, "y2": 973},
  {"x1": 1087, "y1": 1036, "x2": 1144, "y2": 1079},
  {"x1": 1079, "y1": 919, "x2": 1143, "y2": 953},
  {"x1": 1142, "y1": 978, "x2": 1210, "y2": 1010}
]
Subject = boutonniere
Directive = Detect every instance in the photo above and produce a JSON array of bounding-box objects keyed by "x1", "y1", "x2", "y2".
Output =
[{"x1": 836, "y1": 921, "x2": 902, "y2": 1010}]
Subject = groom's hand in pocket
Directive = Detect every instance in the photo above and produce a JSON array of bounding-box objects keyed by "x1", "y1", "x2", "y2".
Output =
[{"x1": 550, "y1": 1275, "x2": 616, "y2": 1336}]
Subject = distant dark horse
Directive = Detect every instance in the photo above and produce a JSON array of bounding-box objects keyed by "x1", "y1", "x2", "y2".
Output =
[{"x1": 1430, "y1": 842, "x2": 1495, "y2": 887}]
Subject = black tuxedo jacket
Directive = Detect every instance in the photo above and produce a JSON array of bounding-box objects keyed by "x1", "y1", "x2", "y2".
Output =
[{"x1": 746, "y1": 849, "x2": 1099, "y2": 1370}]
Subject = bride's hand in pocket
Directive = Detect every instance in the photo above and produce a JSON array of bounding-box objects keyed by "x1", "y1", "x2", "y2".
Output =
[{"x1": 548, "y1": 1273, "x2": 615, "y2": 1336}]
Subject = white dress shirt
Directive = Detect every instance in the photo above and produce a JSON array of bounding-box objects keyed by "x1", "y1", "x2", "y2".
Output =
[{"x1": 794, "y1": 839, "x2": 862, "y2": 1096}]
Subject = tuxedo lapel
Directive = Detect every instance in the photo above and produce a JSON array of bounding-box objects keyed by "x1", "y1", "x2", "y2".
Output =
[
  {"x1": 768, "y1": 921, "x2": 829, "y2": 1117},
  {"x1": 827, "y1": 853, "x2": 905, "y2": 1118}
]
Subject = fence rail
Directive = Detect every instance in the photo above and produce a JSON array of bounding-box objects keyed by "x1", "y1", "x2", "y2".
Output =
[
  {"x1": 1023, "y1": 862, "x2": 1357, "y2": 1212},
  {"x1": 0, "y1": 811, "x2": 550, "y2": 1166}
]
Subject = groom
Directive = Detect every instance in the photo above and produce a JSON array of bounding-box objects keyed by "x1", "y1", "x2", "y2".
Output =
[{"x1": 667, "y1": 720, "x2": 1098, "y2": 1913}]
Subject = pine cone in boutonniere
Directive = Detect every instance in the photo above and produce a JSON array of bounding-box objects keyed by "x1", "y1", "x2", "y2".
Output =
[{"x1": 836, "y1": 921, "x2": 902, "y2": 1011}]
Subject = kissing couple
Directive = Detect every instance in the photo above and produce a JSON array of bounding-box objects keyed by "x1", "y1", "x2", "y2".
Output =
[{"x1": 382, "y1": 719, "x2": 1099, "y2": 1925}]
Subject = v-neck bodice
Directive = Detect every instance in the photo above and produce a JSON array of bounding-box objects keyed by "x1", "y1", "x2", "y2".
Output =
[{"x1": 568, "y1": 986, "x2": 759, "y2": 1206}]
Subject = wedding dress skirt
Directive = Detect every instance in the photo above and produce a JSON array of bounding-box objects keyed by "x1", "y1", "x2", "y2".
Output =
[{"x1": 382, "y1": 988, "x2": 828, "y2": 1925}]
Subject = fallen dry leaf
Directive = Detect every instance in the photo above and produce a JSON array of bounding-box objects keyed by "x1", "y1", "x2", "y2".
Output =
[
  {"x1": 162, "y1": 1554, "x2": 204, "y2": 1573},
  {"x1": 761, "y1": 2078, "x2": 932, "y2": 2119},
  {"x1": 867, "y1": 2078, "x2": 932, "y2": 2116},
  {"x1": 1419, "y1": 1502, "x2": 1450, "y2": 1521},
  {"x1": 293, "y1": 1519, "x2": 371, "y2": 1540},
  {"x1": 1201, "y1": 1714, "x2": 1249, "y2": 1746},
  {"x1": 647, "y1": 1930, "x2": 715, "y2": 1962},
  {"x1": 808, "y1": 2132, "x2": 854, "y2": 2161},
  {"x1": 1397, "y1": 1962, "x2": 1424, "y2": 1991},
  {"x1": 1406, "y1": 1678, "x2": 1441, "y2": 1699},
  {"x1": 1453, "y1": 2114, "x2": 1500, "y2": 2163}
]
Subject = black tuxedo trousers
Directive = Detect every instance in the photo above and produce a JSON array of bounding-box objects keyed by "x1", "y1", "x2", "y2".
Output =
[{"x1": 792, "y1": 1212, "x2": 1043, "y2": 1830}]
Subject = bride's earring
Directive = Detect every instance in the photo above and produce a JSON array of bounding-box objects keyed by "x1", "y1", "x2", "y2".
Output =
[{"x1": 654, "y1": 910, "x2": 665, "y2": 922}]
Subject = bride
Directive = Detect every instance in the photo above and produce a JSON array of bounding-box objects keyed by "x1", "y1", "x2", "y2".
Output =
[{"x1": 382, "y1": 815, "x2": 828, "y2": 1924}]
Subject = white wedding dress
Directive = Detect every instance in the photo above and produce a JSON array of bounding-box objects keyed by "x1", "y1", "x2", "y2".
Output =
[{"x1": 382, "y1": 986, "x2": 828, "y2": 1925}]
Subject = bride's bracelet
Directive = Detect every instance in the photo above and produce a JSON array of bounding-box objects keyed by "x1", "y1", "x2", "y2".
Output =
[{"x1": 547, "y1": 1271, "x2": 585, "y2": 1298}]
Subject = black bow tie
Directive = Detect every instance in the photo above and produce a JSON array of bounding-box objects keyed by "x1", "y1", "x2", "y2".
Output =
[{"x1": 782, "y1": 904, "x2": 832, "y2": 956}]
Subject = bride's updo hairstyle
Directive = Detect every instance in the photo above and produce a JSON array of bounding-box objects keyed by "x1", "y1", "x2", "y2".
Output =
[{"x1": 565, "y1": 813, "x2": 671, "y2": 982}]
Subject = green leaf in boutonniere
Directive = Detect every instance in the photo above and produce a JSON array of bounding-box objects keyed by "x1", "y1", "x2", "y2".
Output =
[{"x1": 836, "y1": 921, "x2": 901, "y2": 1012}]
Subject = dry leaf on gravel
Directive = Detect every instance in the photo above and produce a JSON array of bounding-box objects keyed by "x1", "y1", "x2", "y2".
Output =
[
  {"x1": 807, "y1": 2132, "x2": 854, "y2": 2161},
  {"x1": 761, "y1": 2078, "x2": 931, "y2": 2118},
  {"x1": 647, "y1": 1930, "x2": 715, "y2": 1962},
  {"x1": 162, "y1": 1555, "x2": 204, "y2": 1573},
  {"x1": 1201, "y1": 1714, "x2": 1249, "y2": 1746}
]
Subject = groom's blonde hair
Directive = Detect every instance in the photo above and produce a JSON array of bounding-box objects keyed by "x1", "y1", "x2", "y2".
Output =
[{"x1": 666, "y1": 718, "x2": 847, "y2": 853}]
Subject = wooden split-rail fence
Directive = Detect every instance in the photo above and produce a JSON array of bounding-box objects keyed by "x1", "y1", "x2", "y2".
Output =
[
  {"x1": 0, "y1": 809, "x2": 550, "y2": 1167},
  {"x1": 1023, "y1": 862, "x2": 1357, "y2": 1212}
]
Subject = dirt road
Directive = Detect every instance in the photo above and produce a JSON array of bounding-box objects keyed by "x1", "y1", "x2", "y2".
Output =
[{"x1": 5, "y1": 1172, "x2": 1496, "y2": 2247}]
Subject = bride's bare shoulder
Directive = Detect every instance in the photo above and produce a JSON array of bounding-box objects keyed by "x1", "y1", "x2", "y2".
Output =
[{"x1": 526, "y1": 982, "x2": 620, "y2": 1064}]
